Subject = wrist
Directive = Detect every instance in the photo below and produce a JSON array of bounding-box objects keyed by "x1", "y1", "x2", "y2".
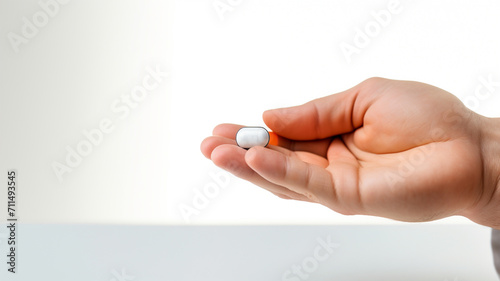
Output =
[
  {"x1": 481, "y1": 117, "x2": 500, "y2": 194},
  {"x1": 470, "y1": 117, "x2": 500, "y2": 228}
]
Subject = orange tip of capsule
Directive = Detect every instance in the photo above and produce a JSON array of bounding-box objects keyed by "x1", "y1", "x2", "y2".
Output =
[{"x1": 268, "y1": 131, "x2": 279, "y2": 146}]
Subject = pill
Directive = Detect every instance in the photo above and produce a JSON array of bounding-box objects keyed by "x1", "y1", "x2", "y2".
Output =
[{"x1": 236, "y1": 127, "x2": 279, "y2": 149}]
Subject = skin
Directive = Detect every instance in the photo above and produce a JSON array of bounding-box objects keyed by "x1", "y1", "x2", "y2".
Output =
[{"x1": 200, "y1": 77, "x2": 500, "y2": 229}]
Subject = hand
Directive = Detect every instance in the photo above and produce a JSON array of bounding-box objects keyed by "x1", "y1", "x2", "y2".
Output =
[{"x1": 201, "y1": 77, "x2": 500, "y2": 227}]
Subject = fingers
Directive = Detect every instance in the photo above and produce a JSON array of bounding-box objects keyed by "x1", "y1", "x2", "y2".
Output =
[
  {"x1": 200, "y1": 124, "x2": 242, "y2": 159},
  {"x1": 245, "y1": 146, "x2": 336, "y2": 205},
  {"x1": 202, "y1": 123, "x2": 331, "y2": 202},
  {"x1": 201, "y1": 123, "x2": 335, "y2": 202},
  {"x1": 263, "y1": 77, "x2": 388, "y2": 140},
  {"x1": 200, "y1": 135, "x2": 235, "y2": 159},
  {"x1": 210, "y1": 144, "x2": 313, "y2": 201},
  {"x1": 212, "y1": 123, "x2": 243, "y2": 139},
  {"x1": 206, "y1": 123, "x2": 332, "y2": 157}
]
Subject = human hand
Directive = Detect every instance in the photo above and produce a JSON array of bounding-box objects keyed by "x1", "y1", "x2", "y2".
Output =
[{"x1": 201, "y1": 77, "x2": 500, "y2": 228}]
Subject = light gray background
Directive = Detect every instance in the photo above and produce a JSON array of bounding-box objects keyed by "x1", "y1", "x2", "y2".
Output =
[{"x1": 0, "y1": 224, "x2": 498, "y2": 280}]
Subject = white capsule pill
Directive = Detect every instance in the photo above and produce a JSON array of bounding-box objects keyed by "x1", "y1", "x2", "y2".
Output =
[{"x1": 236, "y1": 127, "x2": 270, "y2": 149}]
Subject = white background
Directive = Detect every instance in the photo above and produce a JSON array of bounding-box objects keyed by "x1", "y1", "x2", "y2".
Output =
[
  {"x1": 0, "y1": 0, "x2": 499, "y2": 225},
  {"x1": 167, "y1": 0, "x2": 500, "y2": 224}
]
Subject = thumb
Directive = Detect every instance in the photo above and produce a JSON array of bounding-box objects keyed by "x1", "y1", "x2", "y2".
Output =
[{"x1": 263, "y1": 80, "x2": 377, "y2": 140}]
